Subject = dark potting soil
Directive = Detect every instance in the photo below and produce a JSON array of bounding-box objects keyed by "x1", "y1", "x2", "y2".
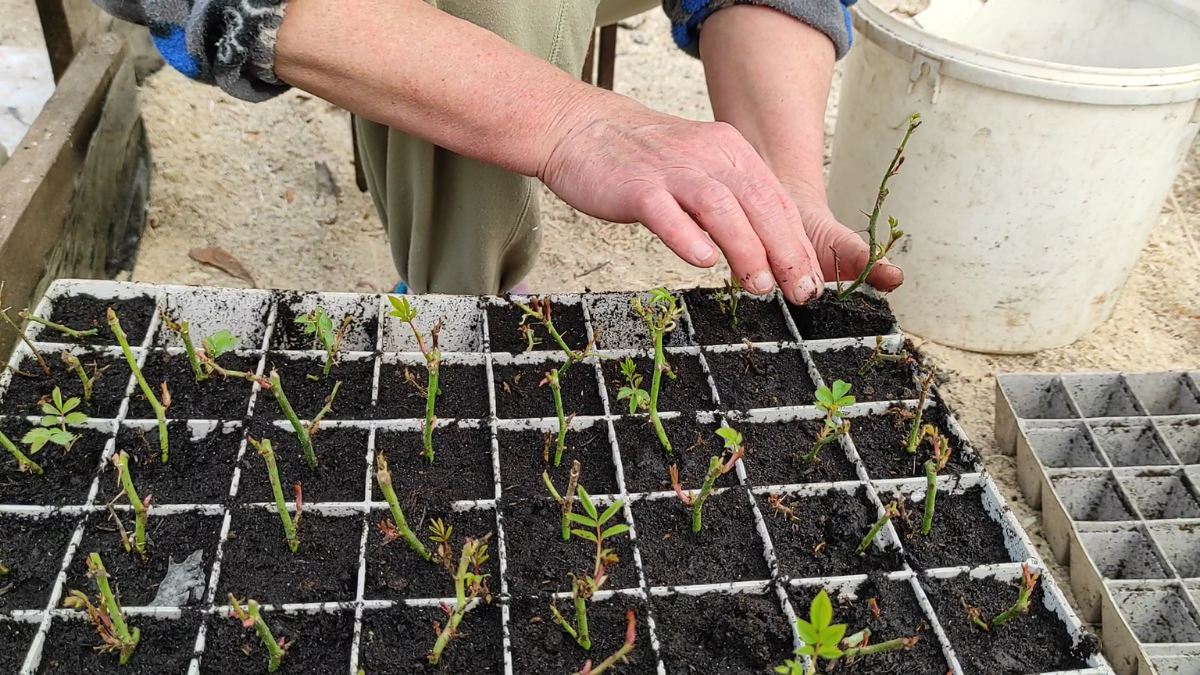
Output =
[
  {"x1": 200, "y1": 609, "x2": 355, "y2": 675},
  {"x1": 358, "y1": 602, "x2": 504, "y2": 674},
  {"x1": 509, "y1": 596, "x2": 656, "y2": 675},
  {"x1": 2, "y1": 350, "x2": 130, "y2": 418},
  {"x1": 740, "y1": 417, "x2": 859, "y2": 486},
  {"x1": 759, "y1": 486, "x2": 903, "y2": 578},
  {"x1": 683, "y1": 288, "x2": 793, "y2": 345},
  {"x1": 631, "y1": 490, "x2": 769, "y2": 587},
  {"x1": 788, "y1": 576, "x2": 950, "y2": 675},
  {"x1": 706, "y1": 348, "x2": 817, "y2": 410},
  {"x1": 486, "y1": 300, "x2": 589, "y2": 354},
  {"x1": 493, "y1": 361, "x2": 604, "y2": 419},
  {"x1": 0, "y1": 513, "x2": 78, "y2": 611},
  {"x1": 498, "y1": 425, "x2": 619, "y2": 498},
  {"x1": 65, "y1": 513, "x2": 222, "y2": 607},
  {"x1": 102, "y1": 422, "x2": 240, "y2": 504},
  {"x1": 256, "y1": 355, "x2": 374, "y2": 421},
  {"x1": 238, "y1": 424, "x2": 368, "y2": 504},
  {"x1": 364, "y1": 507, "x2": 496, "y2": 600},
  {"x1": 613, "y1": 415, "x2": 729, "y2": 494},
  {"x1": 126, "y1": 351, "x2": 258, "y2": 420},
  {"x1": 371, "y1": 426, "x2": 495, "y2": 509},
  {"x1": 921, "y1": 575, "x2": 1095, "y2": 675},
  {"x1": 809, "y1": 345, "x2": 919, "y2": 402},
  {"x1": 600, "y1": 352, "x2": 715, "y2": 414},
  {"x1": 889, "y1": 485, "x2": 1015, "y2": 569},
  {"x1": 851, "y1": 404, "x2": 978, "y2": 479},
  {"x1": 43, "y1": 294, "x2": 156, "y2": 347},
  {"x1": 0, "y1": 420, "x2": 107, "y2": 506},
  {"x1": 37, "y1": 613, "x2": 200, "y2": 674},
  {"x1": 0, "y1": 619, "x2": 37, "y2": 671},
  {"x1": 500, "y1": 496, "x2": 638, "y2": 597},
  {"x1": 652, "y1": 592, "x2": 794, "y2": 674},
  {"x1": 218, "y1": 509, "x2": 360, "y2": 605},
  {"x1": 270, "y1": 294, "x2": 380, "y2": 351},
  {"x1": 375, "y1": 362, "x2": 489, "y2": 420},
  {"x1": 788, "y1": 292, "x2": 896, "y2": 341}
]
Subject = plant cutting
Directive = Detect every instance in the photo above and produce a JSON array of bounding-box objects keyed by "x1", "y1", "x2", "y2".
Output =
[
  {"x1": 108, "y1": 308, "x2": 170, "y2": 461},
  {"x1": 669, "y1": 427, "x2": 745, "y2": 533},
  {"x1": 248, "y1": 436, "x2": 303, "y2": 553},
  {"x1": 60, "y1": 351, "x2": 109, "y2": 404},
  {"x1": 856, "y1": 501, "x2": 900, "y2": 555},
  {"x1": 714, "y1": 276, "x2": 742, "y2": 327},
  {"x1": 160, "y1": 315, "x2": 253, "y2": 383},
  {"x1": 112, "y1": 451, "x2": 150, "y2": 557},
  {"x1": 832, "y1": 112, "x2": 921, "y2": 301},
  {"x1": 295, "y1": 305, "x2": 352, "y2": 380},
  {"x1": 0, "y1": 282, "x2": 50, "y2": 376},
  {"x1": 230, "y1": 594, "x2": 292, "y2": 672},
  {"x1": 858, "y1": 336, "x2": 914, "y2": 376},
  {"x1": 775, "y1": 589, "x2": 918, "y2": 674},
  {"x1": 550, "y1": 486, "x2": 630, "y2": 651},
  {"x1": 615, "y1": 357, "x2": 650, "y2": 415},
  {"x1": 2, "y1": 425, "x2": 43, "y2": 475},
  {"x1": 373, "y1": 451, "x2": 432, "y2": 561},
  {"x1": 428, "y1": 534, "x2": 492, "y2": 665},
  {"x1": 388, "y1": 296, "x2": 442, "y2": 463},
  {"x1": 62, "y1": 552, "x2": 140, "y2": 665},
  {"x1": 989, "y1": 565, "x2": 1040, "y2": 628},
  {"x1": 903, "y1": 367, "x2": 938, "y2": 455},
  {"x1": 18, "y1": 309, "x2": 99, "y2": 339},
  {"x1": 920, "y1": 425, "x2": 952, "y2": 536},
  {"x1": 251, "y1": 368, "x2": 322, "y2": 471},
  {"x1": 543, "y1": 459, "x2": 582, "y2": 541},
  {"x1": 23, "y1": 386, "x2": 85, "y2": 455},
  {"x1": 576, "y1": 609, "x2": 637, "y2": 675},
  {"x1": 802, "y1": 380, "x2": 855, "y2": 462},
  {"x1": 629, "y1": 288, "x2": 682, "y2": 454}
]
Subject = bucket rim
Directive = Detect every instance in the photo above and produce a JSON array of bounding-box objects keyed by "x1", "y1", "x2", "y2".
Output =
[{"x1": 852, "y1": 0, "x2": 1200, "y2": 105}]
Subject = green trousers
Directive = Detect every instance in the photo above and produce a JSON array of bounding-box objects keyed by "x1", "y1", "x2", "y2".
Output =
[{"x1": 355, "y1": 0, "x2": 660, "y2": 294}]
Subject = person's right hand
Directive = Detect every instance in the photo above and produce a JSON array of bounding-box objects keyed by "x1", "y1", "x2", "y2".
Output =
[{"x1": 538, "y1": 96, "x2": 824, "y2": 306}]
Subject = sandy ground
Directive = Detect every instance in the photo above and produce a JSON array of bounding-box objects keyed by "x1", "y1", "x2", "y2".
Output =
[{"x1": 4, "y1": 0, "x2": 1200, "y2": 628}]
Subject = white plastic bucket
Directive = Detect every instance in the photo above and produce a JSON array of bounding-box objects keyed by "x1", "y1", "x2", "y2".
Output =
[{"x1": 826, "y1": 0, "x2": 1200, "y2": 354}]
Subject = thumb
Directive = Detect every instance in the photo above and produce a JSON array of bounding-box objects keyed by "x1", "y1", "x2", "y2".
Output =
[{"x1": 800, "y1": 207, "x2": 904, "y2": 293}]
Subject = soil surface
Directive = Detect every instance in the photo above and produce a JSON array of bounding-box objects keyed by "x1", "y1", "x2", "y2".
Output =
[
  {"x1": 0, "y1": 513, "x2": 78, "y2": 611},
  {"x1": 613, "y1": 414, "x2": 728, "y2": 493},
  {"x1": 600, "y1": 352, "x2": 715, "y2": 413},
  {"x1": 43, "y1": 294, "x2": 156, "y2": 348},
  {"x1": 758, "y1": 486, "x2": 903, "y2": 578},
  {"x1": 589, "y1": 293, "x2": 695, "y2": 351},
  {"x1": 127, "y1": 350, "x2": 258, "y2": 419},
  {"x1": 270, "y1": 293, "x2": 379, "y2": 351},
  {"x1": 364, "y1": 506, "x2": 495, "y2": 600},
  {"x1": 683, "y1": 288, "x2": 794, "y2": 345},
  {"x1": 37, "y1": 613, "x2": 201, "y2": 674},
  {"x1": 493, "y1": 361, "x2": 604, "y2": 419},
  {"x1": 103, "y1": 421, "x2": 241, "y2": 504},
  {"x1": 809, "y1": 345, "x2": 919, "y2": 402},
  {"x1": 652, "y1": 591, "x2": 794, "y2": 673},
  {"x1": 788, "y1": 575, "x2": 950, "y2": 675},
  {"x1": 200, "y1": 609, "x2": 355, "y2": 675},
  {"x1": 0, "y1": 420, "x2": 107, "y2": 506},
  {"x1": 706, "y1": 348, "x2": 817, "y2": 410},
  {"x1": 238, "y1": 424, "x2": 368, "y2": 504},
  {"x1": 889, "y1": 485, "x2": 1016, "y2": 569},
  {"x1": 508, "y1": 596, "x2": 656, "y2": 674},
  {"x1": 359, "y1": 603, "x2": 504, "y2": 673},
  {"x1": 788, "y1": 293, "x2": 896, "y2": 340},
  {"x1": 256, "y1": 354, "x2": 373, "y2": 420},
  {"x1": 375, "y1": 362, "x2": 490, "y2": 419},
  {"x1": 850, "y1": 404, "x2": 979, "y2": 479},
  {"x1": 740, "y1": 417, "x2": 860, "y2": 486},
  {"x1": 217, "y1": 509, "x2": 360, "y2": 605},
  {"x1": 2, "y1": 350, "x2": 131, "y2": 418},
  {"x1": 0, "y1": 619, "x2": 38, "y2": 672},
  {"x1": 371, "y1": 425, "x2": 495, "y2": 509},
  {"x1": 921, "y1": 575, "x2": 1095, "y2": 675},
  {"x1": 486, "y1": 300, "x2": 589, "y2": 354},
  {"x1": 498, "y1": 425, "x2": 619, "y2": 498},
  {"x1": 65, "y1": 512, "x2": 222, "y2": 607},
  {"x1": 631, "y1": 489, "x2": 769, "y2": 586},
  {"x1": 500, "y1": 496, "x2": 639, "y2": 597}
]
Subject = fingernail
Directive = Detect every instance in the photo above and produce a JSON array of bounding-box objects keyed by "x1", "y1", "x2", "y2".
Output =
[
  {"x1": 692, "y1": 241, "x2": 715, "y2": 263},
  {"x1": 794, "y1": 275, "x2": 818, "y2": 304},
  {"x1": 751, "y1": 271, "x2": 775, "y2": 294}
]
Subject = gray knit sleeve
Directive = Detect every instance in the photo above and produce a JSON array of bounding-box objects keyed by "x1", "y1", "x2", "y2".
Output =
[{"x1": 662, "y1": 0, "x2": 856, "y2": 59}]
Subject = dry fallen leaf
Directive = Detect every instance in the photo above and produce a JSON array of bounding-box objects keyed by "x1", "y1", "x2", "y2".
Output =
[
  {"x1": 188, "y1": 247, "x2": 258, "y2": 287},
  {"x1": 315, "y1": 161, "x2": 342, "y2": 202},
  {"x1": 284, "y1": 189, "x2": 295, "y2": 203}
]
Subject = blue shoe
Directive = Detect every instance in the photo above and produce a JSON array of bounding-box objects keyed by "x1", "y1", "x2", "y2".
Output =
[{"x1": 393, "y1": 280, "x2": 408, "y2": 294}]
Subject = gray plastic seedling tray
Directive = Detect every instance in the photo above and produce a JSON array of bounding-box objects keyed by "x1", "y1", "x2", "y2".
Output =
[
  {"x1": 0, "y1": 281, "x2": 1109, "y2": 675},
  {"x1": 997, "y1": 372, "x2": 1200, "y2": 675}
]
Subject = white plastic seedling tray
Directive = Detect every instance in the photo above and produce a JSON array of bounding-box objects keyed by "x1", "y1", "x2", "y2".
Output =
[
  {"x1": 0, "y1": 280, "x2": 1109, "y2": 674},
  {"x1": 997, "y1": 372, "x2": 1200, "y2": 675}
]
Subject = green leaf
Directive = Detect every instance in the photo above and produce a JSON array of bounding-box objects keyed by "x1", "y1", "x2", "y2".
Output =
[
  {"x1": 598, "y1": 500, "x2": 624, "y2": 525},
  {"x1": 565, "y1": 512, "x2": 596, "y2": 527},
  {"x1": 22, "y1": 429, "x2": 49, "y2": 453},
  {"x1": 715, "y1": 427, "x2": 743, "y2": 449},
  {"x1": 570, "y1": 530, "x2": 598, "y2": 542},
  {"x1": 817, "y1": 644, "x2": 845, "y2": 660},
  {"x1": 796, "y1": 645, "x2": 815, "y2": 657},
  {"x1": 388, "y1": 296, "x2": 416, "y2": 322},
  {"x1": 52, "y1": 387, "x2": 64, "y2": 411},
  {"x1": 831, "y1": 380, "x2": 852, "y2": 400},
  {"x1": 821, "y1": 623, "x2": 847, "y2": 648},
  {"x1": 814, "y1": 387, "x2": 833, "y2": 406},
  {"x1": 795, "y1": 618, "x2": 819, "y2": 645},
  {"x1": 577, "y1": 486, "x2": 598, "y2": 519},
  {"x1": 600, "y1": 524, "x2": 630, "y2": 540},
  {"x1": 39, "y1": 416, "x2": 59, "y2": 427},
  {"x1": 810, "y1": 589, "x2": 833, "y2": 629},
  {"x1": 49, "y1": 430, "x2": 76, "y2": 446},
  {"x1": 317, "y1": 311, "x2": 334, "y2": 341},
  {"x1": 59, "y1": 397, "x2": 79, "y2": 413},
  {"x1": 63, "y1": 412, "x2": 88, "y2": 425},
  {"x1": 40, "y1": 403, "x2": 58, "y2": 417}
]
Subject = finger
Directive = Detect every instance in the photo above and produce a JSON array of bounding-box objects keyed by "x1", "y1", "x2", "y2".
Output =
[
  {"x1": 628, "y1": 184, "x2": 720, "y2": 268},
  {"x1": 671, "y1": 177, "x2": 775, "y2": 294},
  {"x1": 815, "y1": 224, "x2": 905, "y2": 292}
]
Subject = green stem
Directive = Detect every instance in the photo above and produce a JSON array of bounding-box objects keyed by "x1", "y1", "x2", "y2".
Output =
[
  {"x1": 179, "y1": 322, "x2": 205, "y2": 382},
  {"x1": 428, "y1": 545, "x2": 473, "y2": 665},
  {"x1": 375, "y1": 454, "x2": 432, "y2": 561},
  {"x1": 250, "y1": 601, "x2": 286, "y2": 672},
  {"x1": 690, "y1": 456, "x2": 724, "y2": 533},
  {"x1": 549, "y1": 602, "x2": 581, "y2": 642},
  {"x1": 858, "y1": 351, "x2": 909, "y2": 377},
  {"x1": 857, "y1": 506, "x2": 895, "y2": 555},
  {"x1": 422, "y1": 356, "x2": 439, "y2": 463},
  {"x1": 250, "y1": 437, "x2": 301, "y2": 553},
  {"x1": 108, "y1": 309, "x2": 168, "y2": 462},
  {"x1": 550, "y1": 368, "x2": 568, "y2": 466},
  {"x1": 22, "y1": 312, "x2": 98, "y2": 339},
  {"x1": 306, "y1": 380, "x2": 342, "y2": 435},
  {"x1": 543, "y1": 469, "x2": 577, "y2": 542},
  {"x1": 843, "y1": 636, "x2": 918, "y2": 659},
  {"x1": 575, "y1": 594, "x2": 591, "y2": 650},
  {"x1": 905, "y1": 407, "x2": 925, "y2": 455},
  {"x1": 648, "y1": 331, "x2": 671, "y2": 455},
  {"x1": 801, "y1": 429, "x2": 840, "y2": 463},
  {"x1": 89, "y1": 552, "x2": 140, "y2": 664},
  {"x1": 268, "y1": 369, "x2": 317, "y2": 470},
  {"x1": 0, "y1": 428, "x2": 42, "y2": 474},
  {"x1": 61, "y1": 352, "x2": 93, "y2": 403},
  {"x1": 922, "y1": 460, "x2": 937, "y2": 536},
  {"x1": 114, "y1": 452, "x2": 147, "y2": 555},
  {"x1": 583, "y1": 610, "x2": 637, "y2": 675},
  {"x1": 0, "y1": 283, "x2": 50, "y2": 376}
]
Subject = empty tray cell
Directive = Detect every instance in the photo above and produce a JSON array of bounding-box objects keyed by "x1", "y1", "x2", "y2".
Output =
[
  {"x1": 1126, "y1": 372, "x2": 1200, "y2": 416},
  {"x1": 1152, "y1": 656, "x2": 1200, "y2": 675},
  {"x1": 1109, "y1": 586, "x2": 1200, "y2": 643},
  {"x1": 1149, "y1": 523, "x2": 1200, "y2": 578},
  {"x1": 1078, "y1": 526, "x2": 1169, "y2": 580},
  {"x1": 1063, "y1": 373, "x2": 1143, "y2": 418},
  {"x1": 1157, "y1": 419, "x2": 1200, "y2": 465},
  {"x1": 1000, "y1": 374, "x2": 1076, "y2": 420},
  {"x1": 1050, "y1": 472, "x2": 1135, "y2": 521},
  {"x1": 1026, "y1": 424, "x2": 1106, "y2": 468},
  {"x1": 1117, "y1": 470, "x2": 1200, "y2": 519},
  {"x1": 1091, "y1": 421, "x2": 1176, "y2": 467}
]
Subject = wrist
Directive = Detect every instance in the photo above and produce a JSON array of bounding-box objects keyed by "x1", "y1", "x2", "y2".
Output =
[{"x1": 536, "y1": 84, "x2": 650, "y2": 180}]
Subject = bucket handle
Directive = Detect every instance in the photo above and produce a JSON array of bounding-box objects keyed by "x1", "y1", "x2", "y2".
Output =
[{"x1": 908, "y1": 54, "x2": 944, "y2": 105}]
